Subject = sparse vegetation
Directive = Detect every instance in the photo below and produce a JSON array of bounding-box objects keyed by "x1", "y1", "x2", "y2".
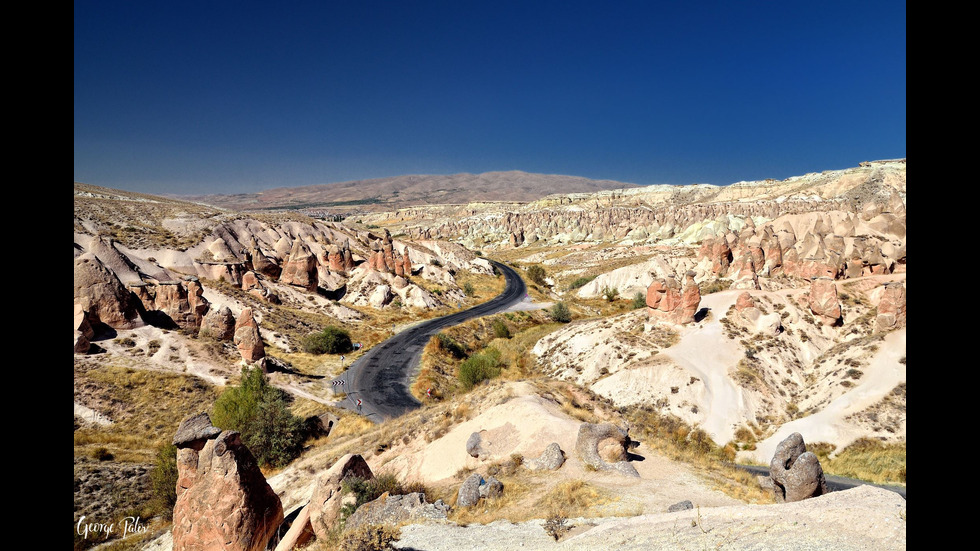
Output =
[
  {"x1": 631, "y1": 292, "x2": 646, "y2": 309},
  {"x1": 492, "y1": 319, "x2": 511, "y2": 339},
  {"x1": 339, "y1": 524, "x2": 400, "y2": 551},
  {"x1": 602, "y1": 286, "x2": 620, "y2": 302},
  {"x1": 568, "y1": 275, "x2": 595, "y2": 290},
  {"x1": 458, "y1": 348, "x2": 503, "y2": 390},
  {"x1": 526, "y1": 265, "x2": 547, "y2": 286},
  {"x1": 151, "y1": 443, "x2": 178, "y2": 519}
]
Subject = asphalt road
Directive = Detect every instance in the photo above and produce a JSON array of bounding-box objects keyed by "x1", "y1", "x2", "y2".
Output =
[{"x1": 332, "y1": 260, "x2": 528, "y2": 421}]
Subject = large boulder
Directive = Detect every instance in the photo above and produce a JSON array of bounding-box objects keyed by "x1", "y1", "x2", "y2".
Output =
[
  {"x1": 172, "y1": 414, "x2": 283, "y2": 551},
  {"x1": 309, "y1": 454, "x2": 375, "y2": 539},
  {"x1": 456, "y1": 473, "x2": 503, "y2": 507},
  {"x1": 74, "y1": 253, "x2": 141, "y2": 329},
  {"x1": 574, "y1": 423, "x2": 639, "y2": 477},
  {"x1": 524, "y1": 443, "x2": 566, "y2": 471},
  {"x1": 345, "y1": 492, "x2": 449, "y2": 531},
  {"x1": 767, "y1": 432, "x2": 828, "y2": 503},
  {"x1": 234, "y1": 308, "x2": 265, "y2": 363}
]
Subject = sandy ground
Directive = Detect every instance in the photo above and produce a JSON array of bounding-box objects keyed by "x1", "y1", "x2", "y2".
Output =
[
  {"x1": 744, "y1": 328, "x2": 907, "y2": 463},
  {"x1": 661, "y1": 291, "x2": 746, "y2": 444}
]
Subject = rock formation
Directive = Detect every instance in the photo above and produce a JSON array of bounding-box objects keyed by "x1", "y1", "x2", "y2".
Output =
[
  {"x1": 574, "y1": 423, "x2": 639, "y2": 477},
  {"x1": 456, "y1": 473, "x2": 504, "y2": 507},
  {"x1": 74, "y1": 253, "x2": 141, "y2": 329},
  {"x1": 767, "y1": 432, "x2": 828, "y2": 503},
  {"x1": 326, "y1": 239, "x2": 355, "y2": 274},
  {"x1": 171, "y1": 413, "x2": 283, "y2": 551},
  {"x1": 130, "y1": 278, "x2": 210, "y2": 330},
  {"x1": 246, "y1": 247, "x2": 282, "y2": 279},
  {"x1": 234, "y1": 308, "x2": 265, "y2": 363},
  {"x1": 808, "y1": 277, "x2": 842, "y2": 326},
  {"x1": 309, "y1": 454, "x2": 375, "y2": 539},
  {"x1": 279, "y1": 240, "x2": 318, "y2": 291},
  {"x1": 523, "y1": 443, "x2": 566, "y2": 471},
  {"x1": 875, "y1": 282, "x2": 906, "y2": 332},
  {"x1": 74, "y1": 303, "x2": 95, "y2": 353},
  {"x1": 345, "y1": 492, "x2": 450, "y2": 531},
  {"x1": 466, "y1": 432, "x2": 486, "y2": 459},
  {"x1": 646, "y1": 272, "x2": 701, "y2": 325},
  {"x1": 199, "y1": 306, "x2": 236, "y2": 340}
]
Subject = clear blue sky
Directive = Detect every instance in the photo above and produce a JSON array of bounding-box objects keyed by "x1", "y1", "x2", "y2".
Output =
[{"x1": 74, "y1": 1, "x2": 906, "y2": 195}]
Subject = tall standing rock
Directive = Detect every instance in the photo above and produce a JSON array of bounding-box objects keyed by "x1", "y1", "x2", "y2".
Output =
[
  {"x1": 875, "y1": 282, "x2": 906, "y2": 332},
  {"x1": 808, "y1": 277, "x2": 842, "y2": 326},
  {"x1": 767, "y1": 432, "x2": 828, "y2": 503},
  {"x1": 172, "y1": 413, "x2": 283, "y2": 551},
  {"x1": 309, "y1": 454, "x2": 375, "y2": 539},
  {"x1": 200, "y1": 306, "x2": 236, "y2": 341},
  {"x1": 279, "y1": 240, "x2": 318, "y2": 291},
  {"x1": 234, "y1": 308, "x2": 265, "y2": 363},
  {"x1": 672, "y1": 271, "x2": 701, "y2": 324}
]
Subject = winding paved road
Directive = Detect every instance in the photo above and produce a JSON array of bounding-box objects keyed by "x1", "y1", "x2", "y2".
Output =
[{"x1": 332, "y1": 261, "x2": 527, "y2": 421}]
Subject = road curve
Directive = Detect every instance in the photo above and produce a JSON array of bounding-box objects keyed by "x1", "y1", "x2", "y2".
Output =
[{"x1": 331, "y1": 260, "x2": 527, "y2": 421}]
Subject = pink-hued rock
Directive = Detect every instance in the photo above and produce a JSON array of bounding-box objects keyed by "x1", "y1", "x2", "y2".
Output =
[
  {"x1": 131, "y1": 279, "x2": 210, "y2": 330},
  {"x1": 172, "y1": 415, "x2": 283, "y2": 551},
  {"x1": 730, "y1": 252, "x2": 761, "y2": 290},
  {"x1": 74, "y1": 253, "x2": 141, "y2": 329},
  {"x1": 395, "y1": 247, "x2": 412, "y2": 277},
  {"x1": 234, "y1": 308, "x2": 265, "y2": 362},
  {"x1": 326, "y1": 239, "x2": 355, "y2": 274},
  {"x1": 74, "y1": 303, "x2": 94, "y2": 353},
  {"x1": 247, "y1": 248, "x2": 282, "y2": 279},
  {"x1": 808, "y1": 278, "x2": 842, "y2": 326},
  {"x1": 735, "y1": 291, "x2": 756, "y2": 312},
  {"x1": 875, "y1": 282, "x2": 906, "y2": 332},
  {"x1": 279, "y1": 240, "x2": 318, "y2": 291},
  {"x1": 699, "y1": 237, "x2": 732, "y2": 276},
  {"x1": 646, "y1": 272, "x2": 700, "y2": 325}
]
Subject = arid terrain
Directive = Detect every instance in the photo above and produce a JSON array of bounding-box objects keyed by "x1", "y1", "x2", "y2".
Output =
[{"x1": 74, "y1": 160, "x2": 906, "y2": 550}]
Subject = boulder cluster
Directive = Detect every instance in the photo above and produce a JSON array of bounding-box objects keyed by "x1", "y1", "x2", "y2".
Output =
[{"x1": 646, "y1": 271, "x2": 701, "y2": 325}]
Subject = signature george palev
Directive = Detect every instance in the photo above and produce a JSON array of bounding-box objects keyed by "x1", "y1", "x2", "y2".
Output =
[{"x1": 76, "y1": 515, "x2": 148, "y2": 539}]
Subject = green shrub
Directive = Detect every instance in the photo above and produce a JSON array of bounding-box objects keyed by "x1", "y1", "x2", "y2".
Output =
[
  {"x1": 458, "y1": 348, "x2": 502, "y2": 390},
  {"x1": 631, "y1": 292, "x2": 646, "y2": 309},
  {"x1": 436, "y1": 333, "x2": 467, "y2": 359},
  {"x1": 492, "y1": 320, "x2": 511, "y2": 339},
  {"x1": 302, "y1": 326, "x2": 353, "y2": 355},
  {"x1": 151, "y1": 443, "x2": 178, "y2": 520},
  {"x1": 602, "y1": 286, "x2": 620, "y2": 301},
  {"x1": 211, "y1": 367, "x2": 306, "y2": 467},
  {"x1": 568, "y1": 276, "x2": 595, "y2": 290},
  {"x1": 550, "y1": 302, "x2": 572, "y2": 323},
  {"x1": 526, "y1": 265, "x2": 547, "y2": 286},
  {"x1": 463, "y1": 282, "x2": 475, "y2": 296}
]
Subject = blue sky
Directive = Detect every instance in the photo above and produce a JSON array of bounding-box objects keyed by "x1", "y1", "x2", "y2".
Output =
[{"x1": 74, "y1": 1, "x2": 906, "y2": 195}]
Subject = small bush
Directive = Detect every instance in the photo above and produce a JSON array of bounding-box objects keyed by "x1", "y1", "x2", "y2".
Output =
[
  {"x1": 463, "y1": 282, "x2": 475, "y2": 296},
  {"x1": 436, "y1": 333, "x2": 467, "y2": 359},
  {"x1": 91, "y1": 447, "x2": 113, "y2": 461},
  {"x1": 430, "y1": 259, "x2": 442, "y2": 267},
  {"x1": 458, "y1": 348, "x2": 502, "y2": 390},
  {"x1": 526, "y1": 265, "x2": 547, "y2": 286},
  {"x1": 492, "y1": 320, "x2": 511, "y2": 339},
  {"x1": 543, "y1": 511, "x2": 571, "y2": 541},
  {"x1": 302, "y1": 326, "x2": 354, "y2": 355},
  {"x1": 568, "y1": 276, "x2": 595, "y2": 290},
  {"x1": 151, "y1": 443, "x2": 178, "y2": 520},
  {"x1": 550, "y1": 302, "x2": 572, "y2": 323},
  {"x1": 631, "y1": 292, "x2": 646, "y2": 309},
  {"x1": 602, "y1": 286, "x2": 620, "y2": 301}
]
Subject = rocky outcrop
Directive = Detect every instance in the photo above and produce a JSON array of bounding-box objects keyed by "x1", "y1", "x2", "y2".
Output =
[
  {"x1": 466, "y1": 432, "x2": 486, "y2": 459},
  {"x1": 345, "y1": 492, "x2": 450, "y2": 531},
  {"x1": 767, "y1": 432, "x2": 828, "y2": 503},
  {"x1": 279, "y1": 240, "x2": 318, "y2": 291},
  {"x1": 74, "y1": 253, "x2": 141, "y2": 329},
  {"x1": 456, "y1": 473, "x2": 503, "y2": 507},
  {"x1": 199, "y1": 306, "x2": 236, "y2": 340},
  {"x1": 246, "y1": 247, "x2": 282, "y2": 279},
  {"x1": 574, "y1": 423, "x2": 639, "y2": 477},
  {"x1": 808, "y1": 278, "x2": 842, "y2": 326},
  {"x1": 523, "y1": 443, "x2": 566, "y2": 471},
  {"x1": 234, "y1": 308, "x2": 265, "y2": 363},
  {"x1": 131, "y1": 279, "x2": 210, "y2": 330},
  {"x1": 875, "y1": 282, "x2": 906, "y2": 332},
  {"x1": 326, "y1": 239, "x2": 355, "y2": 274},
  {"x1": 310, "y1": 454, "x2": 374, "y2": 539},
  {"x1": 646, "y1": 272, "x2": 700, "y2": 325},
  {"x1": 172, "y1": 414, "x2": 283, "y2": 551}
]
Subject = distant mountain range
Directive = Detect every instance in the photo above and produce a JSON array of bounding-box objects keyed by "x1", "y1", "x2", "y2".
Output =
[{"x1": 181, "y1": 171, "x2": 639, "y2": 211}]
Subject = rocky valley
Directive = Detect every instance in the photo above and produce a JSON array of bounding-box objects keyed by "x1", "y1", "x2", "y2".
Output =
[{"x1": 74, "y1": 161, "x2": 906, "y2": 550}]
